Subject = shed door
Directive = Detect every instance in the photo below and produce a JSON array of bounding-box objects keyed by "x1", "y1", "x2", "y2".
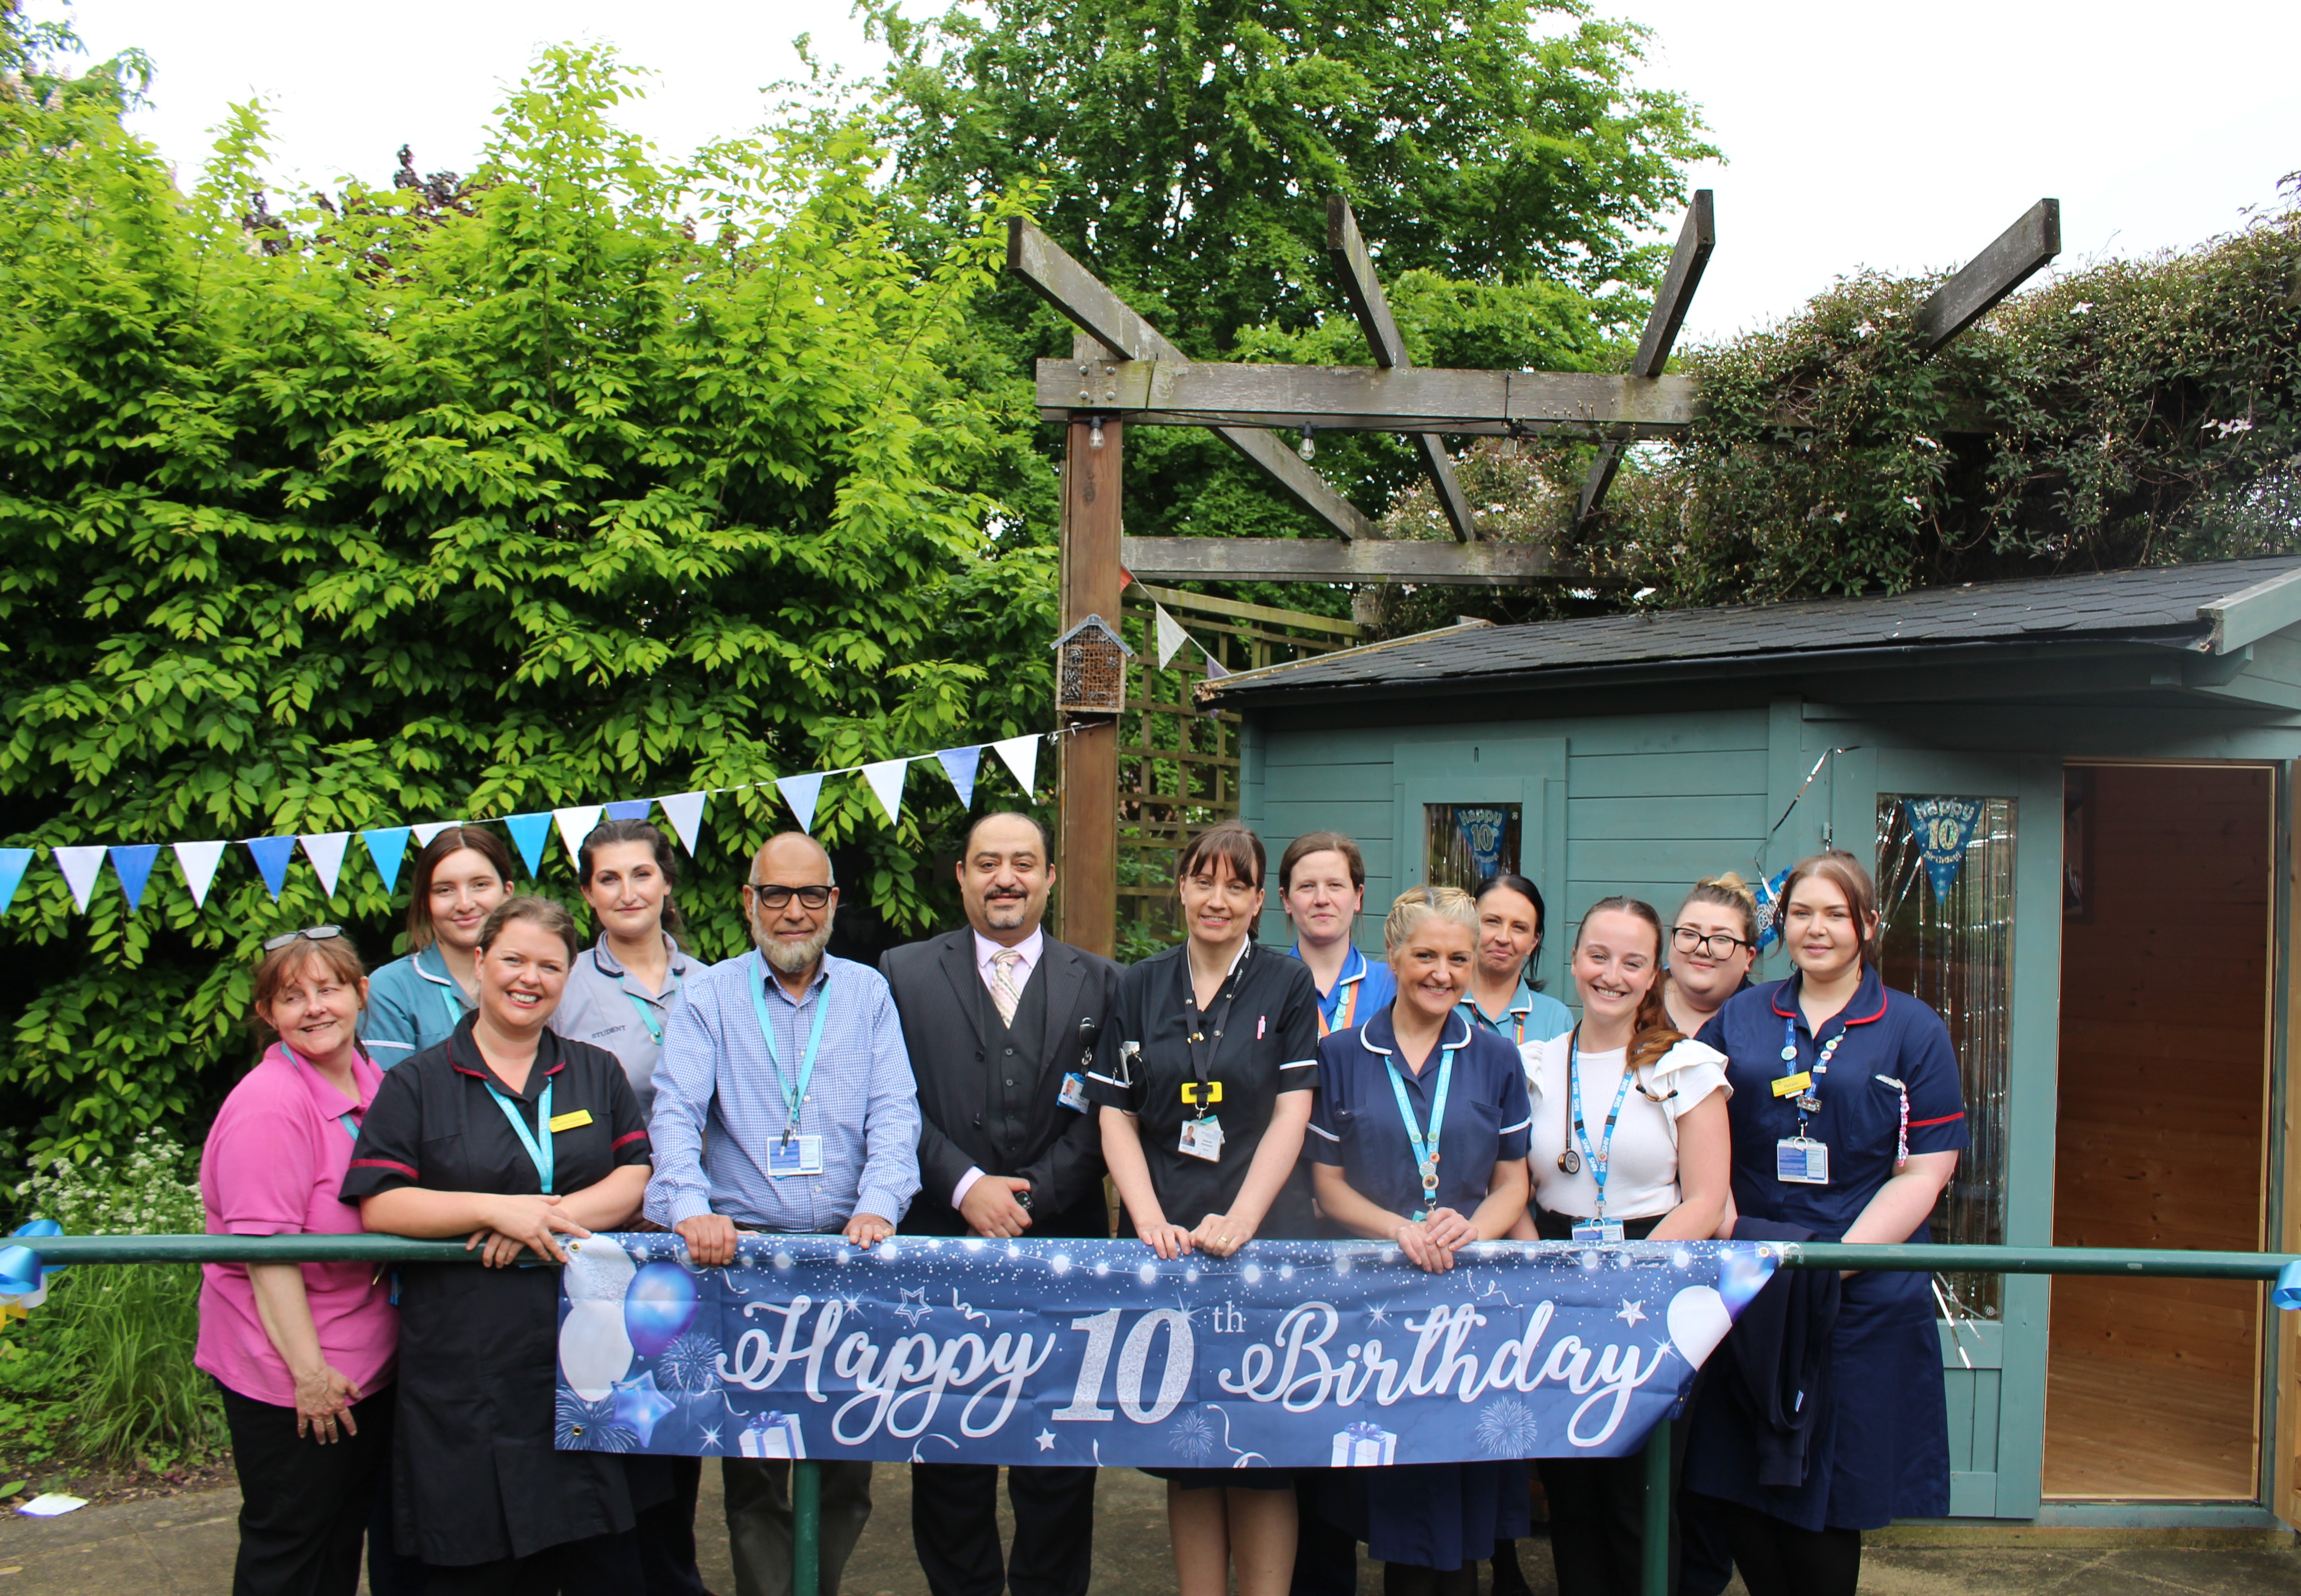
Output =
[{"x1": 1858, "y1": 748, "x2": 2065, "y2": 1521}]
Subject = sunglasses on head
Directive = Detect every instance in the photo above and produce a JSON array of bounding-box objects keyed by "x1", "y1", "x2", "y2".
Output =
[{"x1": 262, "y1": 925, "x2": 346, "y2": 952}]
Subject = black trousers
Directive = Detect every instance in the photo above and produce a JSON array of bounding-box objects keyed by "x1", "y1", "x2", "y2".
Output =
[
  {"x1": 637, "y1": 1457, "x2": 707, "y2": 1596},
  {"x1": 1706, "y1": 1498, "x2": 1861, "y2": 1596},
  {"x1": 1535, "y1": 1409, "x2": 1693, "y2": 1596},
  {"x1": 419, "y1": 1530, "x2": 646, "y2": 1596},
  {"x1": 909, "y1": 1462, "x2": 1096, "y2": 1596},
  {"x1": 218, "y1": 1380, "x2": 395, "y2": 1596}
]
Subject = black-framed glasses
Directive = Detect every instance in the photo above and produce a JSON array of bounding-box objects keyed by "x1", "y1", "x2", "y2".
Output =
[
  {"x1": 1671, "y1": 925, "x2": 1748, "y2": 958},
  {"x1": 262, "y1": 925, "x2": 346, "y2": 952},
  {"x1": 746, "y1": 883, "x2": 833, "y2": 911}
]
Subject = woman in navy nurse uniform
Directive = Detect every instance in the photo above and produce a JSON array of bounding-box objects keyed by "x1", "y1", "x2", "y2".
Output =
[
  {"x1": 1683, "y1": 850, "x2": 1967, "y2": 1596},
  {"x1": 1306, "y1": 885, "x2": 1532, "y2": 1596}
]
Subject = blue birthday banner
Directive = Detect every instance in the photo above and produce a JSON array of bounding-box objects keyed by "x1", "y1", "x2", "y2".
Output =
[{"x1": 556, "y1": 1235, "x2": 1776, "y2": 1467}]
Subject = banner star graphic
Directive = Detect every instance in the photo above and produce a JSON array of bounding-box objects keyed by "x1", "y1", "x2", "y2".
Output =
[
  {"x1": 1036, "y1": 1430, "x2": 1057, "y2": 1452},
  {"x1": 1617, "y1": 1299, "x2": 1647, "y2": 1327}
]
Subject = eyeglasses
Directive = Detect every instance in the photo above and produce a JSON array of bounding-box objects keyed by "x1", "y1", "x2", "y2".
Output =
[
  {"x1": 746, "y1": 883, "x2": 833, "y2": 911},
  {"x1": 1671, "y1": 926, "x2": 1748, "y2": 958},
  {"x1": 262, "y1": 925, "x2": 346, "y2": 952}
]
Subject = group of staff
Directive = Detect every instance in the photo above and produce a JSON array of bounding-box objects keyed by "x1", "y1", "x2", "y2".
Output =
[{"x1": 191, "y1": 810, "x2": 1965, "y2": 1596}]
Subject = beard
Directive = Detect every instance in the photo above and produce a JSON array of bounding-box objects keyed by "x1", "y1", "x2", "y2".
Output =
[
  {"x1": 978, "y1": 891, "x2": 1033, "y2": 929},
  {"x1": 754, "y1": 915, "x2": 835, "y2": 973}
]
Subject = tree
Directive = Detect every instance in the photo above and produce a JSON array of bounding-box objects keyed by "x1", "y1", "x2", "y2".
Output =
[{"x1": 0, "y1": 44, "x2": 1046, "y2": 1159}]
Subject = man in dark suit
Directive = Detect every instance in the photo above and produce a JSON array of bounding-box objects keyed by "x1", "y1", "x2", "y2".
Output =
[{"x1": 881, "y1": 810, "x2": 1118, "y2": 1596}]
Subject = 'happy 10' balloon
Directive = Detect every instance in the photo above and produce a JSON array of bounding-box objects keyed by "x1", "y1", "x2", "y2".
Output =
[{"x1": 623, "y1": 1260, "x2": 700, "y2": 1359}]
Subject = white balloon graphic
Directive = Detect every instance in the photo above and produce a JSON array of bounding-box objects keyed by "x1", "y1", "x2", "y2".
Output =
[
  {"x1": 1665, "y1": 1285, "x2": 1734, "y2": 1369},
  {"x1": 559, "y1": 1302, "x2": 635, "y2": 1401},
  {"x1": 564, "y1": 1237, "x2": 639, "y2": 1301}
]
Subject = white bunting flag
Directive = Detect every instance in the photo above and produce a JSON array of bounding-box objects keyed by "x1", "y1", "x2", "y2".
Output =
[
  {"x1": 553, "y1": 806, "x2": 605, "y2": 868},
  {"x1": 860, "y1": 760, "x2": 909, "y2": 827},
  {"x1": 774, "y1": 776, "x2": 821, "y2": 834},
  {"x1": 54, "y1": 846, "x2": 106, "y2": 913},
  {"x1": 657, "y1": 792, "x2": 708, "y2": 855},
  {"x1": 990, "y1": 733, "x2": 1040, "y2": 797},
  {"x1": 411, "y1": 821, "x2": 461, "y2": 847},
  {"x1": 1153, "y1": 604, "x2": 1189, "y2": 667},
  {"x1": 299, "y1": 832, "x2": 352, "y2": 899},
  {"x1": 173, "y1": 840, "x2": 228, "y2": 909}
]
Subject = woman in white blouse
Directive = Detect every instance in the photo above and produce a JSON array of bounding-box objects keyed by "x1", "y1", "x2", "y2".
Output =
[{"x1": 1513, "y1": 895, "x2": 1732, "y2": 1596}]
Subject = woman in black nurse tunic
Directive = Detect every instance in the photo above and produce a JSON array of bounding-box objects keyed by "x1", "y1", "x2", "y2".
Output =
[
  {"x1": 1683, "y1": 850, "x2": 1967, "y2": 1596},
  {"x1": 1088, "y1": 820, "x2": 1321, "y2": 1596},
  {"x1": 344, "y1": 895, "x2": 655, "y2": 1594},
  {"x1": 1306, "y1": 885, "x2": 1532, "y2": 1596}
]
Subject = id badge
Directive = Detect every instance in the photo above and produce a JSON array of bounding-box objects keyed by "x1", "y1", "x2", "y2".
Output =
[
  {"x1": 1571, "y1": 1218, "x2": 1626, "y2": 1244},
  {"x1": 767, "y1": 1135, "x2": 825, "y2": 1177},
  {"x1": 1179, "y1": 1115, "x2": 1224, "y2": 1162},
  {"x1": 1058, "y1": 1072, "x2": 1090, "y2": 1113},
  {"x1": 1776, "y1": 1137, "x2": 1830, "y2": 1185}
]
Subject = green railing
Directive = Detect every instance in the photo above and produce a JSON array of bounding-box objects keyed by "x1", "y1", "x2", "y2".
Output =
[{"x1": 14, "y1": 1234, "x2": 2299, "y2": 1596}]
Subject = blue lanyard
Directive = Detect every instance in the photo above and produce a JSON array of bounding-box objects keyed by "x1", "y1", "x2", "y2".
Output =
[
  {"x1": 484, "y1": 1079, "x2": 554, "y2": 1194},
  {"x1": 624, "y1": 991, "x2": 665, "y2": 1046},
  {"x1": 748, "y1": 958, "x2": 831, "y2": 1148},
  {"x1": 1567, "y1": 1026, "x2": 1637, "y2": 1219},
  {"x1": 436, "y1": 979, "x2": 466, "y2": 1035},
  {"x1": 1780, "y1": 1014, "x2": 1841, "y2": 1130},
  {"x1": 1383, "y1": 1035, "x2": 1457, "y2": 1219},
  {"x1": 285, "y1": 1046, "x2": 366, "y2": 1142}
]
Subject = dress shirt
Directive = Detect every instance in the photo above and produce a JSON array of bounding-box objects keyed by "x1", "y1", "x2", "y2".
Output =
[
  {"x1": 644, "y1": 950, "x2": 922, "y2": 1233},
  {"x1": 952, "y1": 926, "x2": 1050, "y2": 1209}
]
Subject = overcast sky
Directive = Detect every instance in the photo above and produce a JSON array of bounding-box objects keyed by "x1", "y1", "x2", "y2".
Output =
[{"x1": 37, "y1": 0, "x2": 2301, "y2": 346}]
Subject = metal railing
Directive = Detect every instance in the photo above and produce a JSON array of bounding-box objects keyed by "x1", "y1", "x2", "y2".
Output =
[{"x1": 13, "y1": 1234, "x2": 2299, "y2": 1596}]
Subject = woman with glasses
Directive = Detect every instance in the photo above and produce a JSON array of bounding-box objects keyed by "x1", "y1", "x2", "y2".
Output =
[
  {"x1": 1512, "y1": 897, "x2": 1732, "y2": 1596},
  {"x1": 345, "y1": 897, "x2": 657, "y2": 1593},
  {"x1": 199, "y1": 926, "x2": 398, "y2": 1596},
  {"x1": 362, "y1": 827, "x2": 515, "y2": 1070},
  {"x1": 1461, "y1": 874, "x2": 1573, "y2": 1046},
  {"x1": 1682, "y1": 852, "x2": 1966, "y2": 1596},
  {"x1": 1661, "y1": 876, "x2": 1761, "y2": 1037},
  {"x1": 1276, "y1": 831, "x2": 1395, "y2": 1038},
  {"x1": 1088, "y1": 819, "x2": 1321, "y2": 1596},
  {"x1": 1306, "y1": 885, "x2": 1532, "y2": 1596}
]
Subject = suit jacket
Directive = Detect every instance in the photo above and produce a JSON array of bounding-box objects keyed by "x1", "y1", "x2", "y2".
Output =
[{"x1": 881, "y1": 928, "x2": 1120, "y2": 1239}]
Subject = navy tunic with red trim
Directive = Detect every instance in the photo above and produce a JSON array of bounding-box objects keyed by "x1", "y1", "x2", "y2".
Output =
[
  {"x1": 341, "y1": 1016, "x2": 654, "y2": 1566},
  {"x1": 1685, "y1": 967, "x2": 1968, "y2": 1531}
]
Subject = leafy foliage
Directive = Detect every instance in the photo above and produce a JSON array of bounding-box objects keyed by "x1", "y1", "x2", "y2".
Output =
[{"x1": 0, "y1": 44, "x2": 1049, "y2": 1159}]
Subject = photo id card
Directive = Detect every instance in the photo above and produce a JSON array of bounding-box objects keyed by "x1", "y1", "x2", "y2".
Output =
[
  {"x1": 1058, "y1": 1072, "x2": 1090, "y2": 1113},
  {"x1": 1571, "y1": 1218, "x2": 1627, "y2": 1244},
  {"x1": 767, "y1": 1135, "x2": 825, "y2": 1177},
  {"x1": 1776, "y1": 1137, "x2": 1830, "y2": 1185},
  {"x1": 1179, "y1": 1115, "x2": 1224, "y2": 1162}
]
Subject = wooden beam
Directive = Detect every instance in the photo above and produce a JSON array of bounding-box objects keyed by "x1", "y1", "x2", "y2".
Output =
[
  {"x1": 1008, "y1": 219, "x2": 1380, "y2": 541},
  {"x1": 1915, "y1": 198, "x2": 2061, "y2": 356},
  {"x1": 1042, "y1": 359, "x2": 1705, "y2": 437},
  {"x1": 1130, "y1": 581, "x2": 1365, "y2": 637},
  {"x1": 1579, "y1": 190, "x2": 1715, "y2": 526},
  {"x1": 1123, "y1": 535, "x2": 1563, "y2": 586},
  {"x1": 1056, "y1": 415, "x2": 1122, "y2": 955},
  {"x1": 1328, "y1": 195, "x2": 1478, "y2": 541}
]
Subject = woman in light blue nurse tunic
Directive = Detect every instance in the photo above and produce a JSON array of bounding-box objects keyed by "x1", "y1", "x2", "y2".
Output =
[
  {"x1": 1462, "y1": 874, "x2": 1573, "y2": 1046},
  {"x1": 360, "y1": 826, "x2": 513, "y2": 1068}
]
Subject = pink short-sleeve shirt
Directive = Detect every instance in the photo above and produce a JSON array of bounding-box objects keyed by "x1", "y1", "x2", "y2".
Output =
[{"x1": 195, "y1": 1044, "x2": 398, "y2": 1407}]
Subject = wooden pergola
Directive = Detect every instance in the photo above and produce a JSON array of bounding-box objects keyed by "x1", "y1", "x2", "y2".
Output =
[{"x1": 1008, "y1": 195, "x2": 2062, "y2": 951}]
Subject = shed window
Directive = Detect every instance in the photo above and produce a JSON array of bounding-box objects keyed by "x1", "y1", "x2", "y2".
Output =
[
  {"x1": 1877, "y1": 795, "x2": 2014, "y2": 1321},
  {"x1": 1426, "y1": 803, "x2": 1521, "y2": 891}
]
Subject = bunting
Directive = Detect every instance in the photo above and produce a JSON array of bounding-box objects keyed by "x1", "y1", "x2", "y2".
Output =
[
  {"x1": 0, "y1": 850, "x2": 34, "y2": 917},
  {"x1": 991, "y1": 734, "x2": 1041, "y2": 798},
  {"x1": 553, "y1": 806, "x2": 605, "y2": 868},
  {"x1": 775, "y1": 774, "x2": 822, "y2": 834},
  {"x1": 173, "y1": 841, "x2": 227, "y2": 909},
  {"x1": 658, "y1": 792, "x2": 708, "y2": 856},
  {"x1": 860, "y1": 760, "x2": 909, "y2": 827},
  {"x1": 936, "y1": 746, "x2": 982, "y2": 809},
  {"x1": 300, "y1": 833, "x2": 351, "y2": 899},
  {"x1": 110, "y1": 845, "x2": 161, "y2": 913},
  {"x1": 244, "y1": 837, "x2": 297, "y2": 901},
  {"x1": 360, "y1": 828, "x2": 411, "y2": 895},
  {"x1": 54, "y1": 846, "x2": 106, "y2": 913},
  {"x1": 503, "y1": 814, "x2": 553, "y2": 878}
]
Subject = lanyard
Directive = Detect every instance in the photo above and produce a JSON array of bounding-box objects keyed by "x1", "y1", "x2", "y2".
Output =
[
  {"x1": 285, "y1": 1046, "x2": 366, "y2": 1143},
  {"x1": 1184, "y1": 944, "x2": 1249, "y2": 1109},
  {"x1": 749, "y1": 957, "x2": 831, "y2": 1148},
  {"x1": 1780, "y1": 1013, "x2": 1843, "y2": 1132},
  {"x1": 484, "y1": 1078, "x2": 554, "y2": 1194},
  {"x1": 1467, "y1": 995, "x2": 1527, "y2": 1046},
  {"x1": 436, "y1": 979, "x2": 466, "y2": 1035},
  {"x1": 1383, "y1": 1034, "x2": 1457, "y2": 1218},
  {"x1": 1301, "y1": 945, "x2": 1360, "y2": 1039},
  {"x1": 624, "y1": 991, "x2": 665, "y2": 1046},
  {"x1": 1567, "y1": 1025, "x2": 1638, "y2": 1219}
]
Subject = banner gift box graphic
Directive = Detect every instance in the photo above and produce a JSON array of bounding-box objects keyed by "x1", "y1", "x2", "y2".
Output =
[{"x1": 556, "y1": 1235, "x2": 1775, "y2": 1467}]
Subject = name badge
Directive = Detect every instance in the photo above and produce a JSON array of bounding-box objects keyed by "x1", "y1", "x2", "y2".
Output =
[
  {"x1": 1058, "y1": 1072, "x2": 1090, "y2": 1113},
  {"x1": 547, "y1": 1109, "x2": 594, "y2": 1132},
  {"x1": 766, "y1": 1135, "x2": 826, "y2": 1177},
  {"x1": 1179, "y1": 1115, "x2": 1224, "y2": 1162},
  {"x1": 1571, "y1": 1218, "x2": 1626, "y2": 1244},
  {"x1": 1770, "y1": 1072, "x2": 1812, "y2": 1098},
  {"x1": 1776, "y1": 1137, "x2": 1830, "y2": 1185}
]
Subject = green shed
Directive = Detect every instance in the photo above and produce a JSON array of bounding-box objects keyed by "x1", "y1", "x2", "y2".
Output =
[{"x1": 1202, "y1": 554, "x2": 2301, "y2": 1530}]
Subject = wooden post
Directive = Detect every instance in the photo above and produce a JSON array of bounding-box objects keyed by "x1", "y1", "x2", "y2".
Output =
[{"x1": 1057, "y1": 405, "x2": 1123, "y2": 956}]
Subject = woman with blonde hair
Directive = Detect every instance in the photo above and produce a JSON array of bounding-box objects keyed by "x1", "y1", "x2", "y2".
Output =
[{"x1": 1662, "y1": 875, "x2": 1761, "y2": 1037}]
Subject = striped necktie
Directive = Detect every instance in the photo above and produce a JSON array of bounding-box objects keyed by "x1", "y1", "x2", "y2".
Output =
[{"x1": 990, "y1": 949, "x2": 1023, "y2": 1028}]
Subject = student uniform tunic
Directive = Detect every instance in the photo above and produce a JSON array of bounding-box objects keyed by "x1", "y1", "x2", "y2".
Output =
[
  {"x1": 1685, "y1": 967, "x2": 1969, "y2": 1531},
  {"x1": 341, "y1": 1017, "x2": 656, "y2": 1566},
  {"x1": 1306, "y1": 1007, "x2": 1532, "y2": 1571}
]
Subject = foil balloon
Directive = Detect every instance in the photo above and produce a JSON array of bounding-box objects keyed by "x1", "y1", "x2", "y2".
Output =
[{"x1": 623, "y1": 1260, "x2": 700, "y2": 1359}]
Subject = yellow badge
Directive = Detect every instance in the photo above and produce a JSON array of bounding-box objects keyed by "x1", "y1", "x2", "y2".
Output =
[
  {"x1": 548, "y1": 1109, "x2": 595, "y2": 1132},
  {"x1": 1770, "y1": 1072, "x2": 1813, "y2": 1098}
]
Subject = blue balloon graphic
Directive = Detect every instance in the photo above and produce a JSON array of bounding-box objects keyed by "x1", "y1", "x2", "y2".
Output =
[{"x1": 624, "y1": 1261, "x2": 699, "y2": 1358}]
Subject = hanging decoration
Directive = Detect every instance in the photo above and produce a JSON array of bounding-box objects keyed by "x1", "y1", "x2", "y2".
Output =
[
  {"x1": 1452, "y1": 808, "x2": 1511, "y2": 884},
  {"x1": 657, "y1": 792, "x2": 707, "y2": 856},
  {"x1": 110, "y1": 844, "x2": 162, "y2": 912},
  {"x1": 1750, "y1": 867, "x2": 1792, "y2": 954},
  {"x1": 54, "y1": 846, "x2": 106, "y2": 913},
  {"x1": 360, "y1": 828, "x2": 410, "y2": 895},
  {"x1": 300, "y1": 833, "x2": 352, "y2": 900},
  {"x1": 503, "y1": 813, "x2": 554, "y2": 878},
  {"x1": 936, "y1": 746, "x2": 981, "y2": 809},
  {"x1": 174, "y1": 841, "x2": 227, "y2": 908},
  {"x1": 859, "y1": 760, "x2": 910, "y2": 827},
  {"x1": 1905, "y1": 798, "x2": 1984, "y2": 901}
]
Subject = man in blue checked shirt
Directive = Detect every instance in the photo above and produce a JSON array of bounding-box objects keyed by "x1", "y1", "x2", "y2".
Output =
[{"x1": 645, "y1": 830, "x2": 921, "y2": 1596}]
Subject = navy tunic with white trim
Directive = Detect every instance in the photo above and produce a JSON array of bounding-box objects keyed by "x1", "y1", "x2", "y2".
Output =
[{"x1": 1685, "y1": 967, "x2": 1969, "y2": 1531}]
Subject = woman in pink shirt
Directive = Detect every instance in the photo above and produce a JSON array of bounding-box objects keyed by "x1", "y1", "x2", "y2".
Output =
[{"x1": 198, "y1": 927, "x2": 399, "y2": 1596}]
